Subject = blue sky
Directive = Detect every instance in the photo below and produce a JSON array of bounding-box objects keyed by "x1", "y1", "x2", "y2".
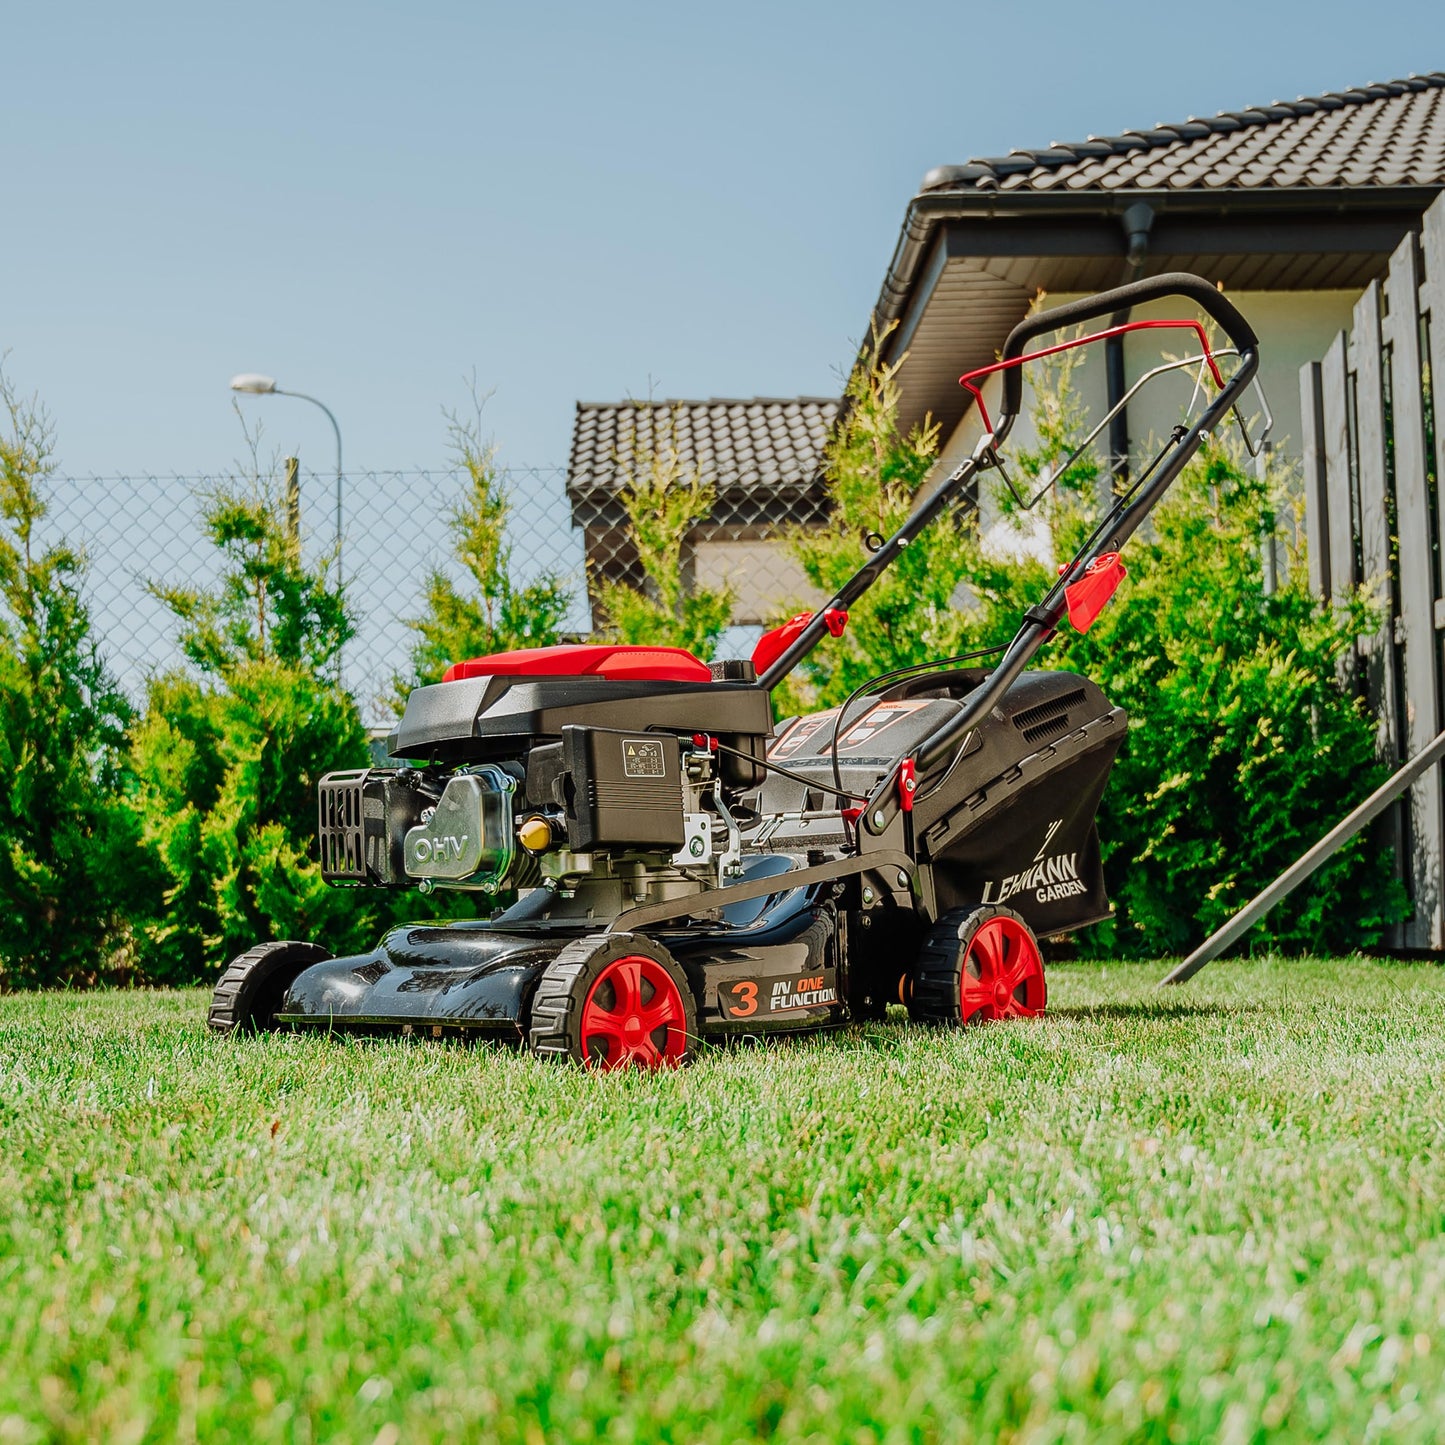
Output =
[{"x1": 3, "y1": 1, "x2": 1438, "y2": 477}]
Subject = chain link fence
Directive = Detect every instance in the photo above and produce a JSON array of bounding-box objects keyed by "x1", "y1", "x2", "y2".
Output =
[{"x1": 40, "y1": 462, "x2": 829, "y2": 729}]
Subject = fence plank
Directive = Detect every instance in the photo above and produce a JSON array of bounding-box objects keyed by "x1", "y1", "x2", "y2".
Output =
[
  {"x1": 1300, "y1": 361, "x2": 1331, "y2": 599},
  {"x1": 1383, "y1": 232, "x2": 1443, "y2": 948},
  {"x1": 1320, "y1": 331, "x2": 1355, "y2": 602},
  {"x1": 1423, "y1": 195, "x2": 1445, "y2": 585},
  {"x1": 1352, "y1": 282, "x2": 1399, "y2": 754},
  {"x1": 1349, "y1": 280, "x2": 1405, "y2": 946}
]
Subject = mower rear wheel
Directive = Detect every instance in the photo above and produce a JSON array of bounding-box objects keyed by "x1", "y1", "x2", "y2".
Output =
[
  {"x1": 208, "y1": 940, "x2": 332, "y2": 1034},
  {"x1": 908, "y1": 906, "x2": 1046, "y2": 1026},
  {"x1": 528, "y1": 933, "x2": 697, "y2": 1071}
]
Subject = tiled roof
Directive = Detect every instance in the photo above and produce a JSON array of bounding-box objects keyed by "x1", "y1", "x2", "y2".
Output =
[
  {"x1": 568, "y1": 397, "x2": 839, "y2": 497},
  {"x1": 920, "y1": 72, "x2": 1445, "y2": 194}
]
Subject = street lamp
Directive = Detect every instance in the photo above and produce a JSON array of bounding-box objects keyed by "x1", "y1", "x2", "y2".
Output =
[{"x1": 228, "y1": 374, "x2": 344, "y2": 594}]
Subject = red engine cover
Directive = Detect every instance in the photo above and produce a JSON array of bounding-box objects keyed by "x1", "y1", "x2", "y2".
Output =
[{"x1": 441, "y1": 643, "x2": 713, "y2": 684}]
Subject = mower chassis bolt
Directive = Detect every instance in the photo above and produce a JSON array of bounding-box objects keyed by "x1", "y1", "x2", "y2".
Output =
[{"x1": 897, "y1": 870, "x2": 909, "y2": 889}]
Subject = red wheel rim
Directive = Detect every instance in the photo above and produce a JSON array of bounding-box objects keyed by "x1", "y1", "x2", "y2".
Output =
[
  {"x1": 960, "y1": 917, "x2": 1046, "y2": 1024},
  {"x1": 580, "y1": 955, "x2": 688, "y2": 1070}
]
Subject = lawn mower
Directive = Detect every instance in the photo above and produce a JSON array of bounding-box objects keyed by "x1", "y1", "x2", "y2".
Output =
[{"x1": 209, "y1": 273, "x2": 1263, "y2": 1068}]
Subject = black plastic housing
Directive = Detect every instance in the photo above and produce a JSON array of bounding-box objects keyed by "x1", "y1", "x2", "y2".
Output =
[
  {"x1": 391, "y1": 674, "x2": 768, "y2": 757},
  {"x1": 275, "y1": 868, "x2": 846, "y2": 1039},
  {"x1": 562, "y1": 726, "x2": 685, "y2": 852},
  {"x1": 760, "y1": 668, "x2": 1125, "y2": 938}
]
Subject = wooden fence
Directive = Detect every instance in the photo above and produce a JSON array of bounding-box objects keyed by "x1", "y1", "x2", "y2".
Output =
[{"x1": 1301, "y1": 191, "x2": 1445, "y2": 948}]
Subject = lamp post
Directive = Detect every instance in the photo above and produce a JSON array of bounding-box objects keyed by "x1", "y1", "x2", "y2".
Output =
[{"x1": 229, "y1": 374, "x2": 344, "y2": 592}]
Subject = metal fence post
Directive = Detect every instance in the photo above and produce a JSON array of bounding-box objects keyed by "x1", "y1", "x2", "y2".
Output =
[{"x1": 284, "y1": 456, "x2": 301, "y2": 558}]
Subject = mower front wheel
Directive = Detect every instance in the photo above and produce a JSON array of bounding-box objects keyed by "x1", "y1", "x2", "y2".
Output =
[
  {"x1": 208, "y1": 940, "x2": 332, "y2": 1034},
  {"x1": 908, "y1": 906, "x2": 1046, "y2": 1026},
  {"x1": 528, "y1": 933, "x2": 697, "y2": 1071}
]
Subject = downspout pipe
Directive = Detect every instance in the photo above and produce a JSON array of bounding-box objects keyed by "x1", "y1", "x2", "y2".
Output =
[{"x1": 1105, "y1": 201, "x2": 1155, "y2": 487}]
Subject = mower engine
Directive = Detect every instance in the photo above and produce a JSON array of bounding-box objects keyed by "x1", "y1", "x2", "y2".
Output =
[{"x1": 316, "y1": 646, "x2": 770, "y2": 919}]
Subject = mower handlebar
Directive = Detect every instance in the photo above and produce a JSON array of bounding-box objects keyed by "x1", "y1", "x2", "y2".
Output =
[
  {"x1": 994, "y1": 272, "x2": 1259, "y2": 425},
  {"x1": 758, "y1": 273, "x2": 1261, "y2": 696}
]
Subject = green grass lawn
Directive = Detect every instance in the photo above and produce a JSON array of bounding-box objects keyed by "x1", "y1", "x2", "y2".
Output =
[{"x1": 2, "y1": 960, "x2": 1444, "y2": 1443}]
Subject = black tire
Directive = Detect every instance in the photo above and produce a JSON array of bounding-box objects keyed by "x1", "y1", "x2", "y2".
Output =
[
  {"x1": 208, "y1": 941, "x2": 332, "y2": 1034},
  {"x1": 527, "y1": 932, "x2": 698, "y2": 1070},
  {"x1": 907, "y1": 905, "x2": 1047, "y2": 1026}
]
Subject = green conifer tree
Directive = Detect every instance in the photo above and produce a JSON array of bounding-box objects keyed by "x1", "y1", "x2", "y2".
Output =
[
  {"x1": 592, "y1": 405, "x2": 732, "y2": 658},
  {"x1": 776, "y1": 324, "x2": 961, "y2": 713},
  {"x1": 0, "y1": 370, "x2": 149, "y2": 987},
  {"x1": 399, "y1": 396, "x2": 570, "y2": 697},
  {"x1": 127, "y1": 429, "x2": 385, "y2": 981}
]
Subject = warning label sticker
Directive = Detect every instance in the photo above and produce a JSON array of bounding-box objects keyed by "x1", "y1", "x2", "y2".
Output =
[
  {"x1": 838, "y1": 699, "x2": 930, "y2": 751},
  {"x1": 622, "y1": 739, "x2": 666, "y2": 778},
  {"x1": 768, "y1": 710, "x2": 839, "y2": 760}
]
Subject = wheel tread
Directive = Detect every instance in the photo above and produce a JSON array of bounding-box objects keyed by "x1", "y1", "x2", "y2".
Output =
[
  {"x1": 526, "y1": 932, "x2": 697, "y2": 1067},
  {"x1": 207, "y1": 940, "x2": 331, "y2": 1034},
  {"x1": 908, "y1": 906, "x2": 1043, "y2": 1025}
]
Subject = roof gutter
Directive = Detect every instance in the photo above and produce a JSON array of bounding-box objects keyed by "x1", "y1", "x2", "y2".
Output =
[{"x1": 868, "y1": 182, "x2": 1443, "y2": 359}]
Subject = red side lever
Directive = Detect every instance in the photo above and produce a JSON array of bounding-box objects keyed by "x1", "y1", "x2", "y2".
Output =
[
  {"x1": 1063, "y1": 553, "x2": 1127, "y2": 633},
  {"x1": 751, "y1": 608, "x2": 849, "y2": 675},
  {"x1": 898, "y1": 757, "x2": 917, "y2": 813}
]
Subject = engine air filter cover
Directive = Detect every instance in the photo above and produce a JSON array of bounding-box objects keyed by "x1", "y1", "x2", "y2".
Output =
[{"x1": 562, "y1": 725, "x2": 685, "y2": 852}]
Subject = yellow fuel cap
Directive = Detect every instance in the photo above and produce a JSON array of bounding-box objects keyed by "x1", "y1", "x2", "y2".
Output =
[{"x1": 518, "y1": 817, "x2": 553, "y2": 853}]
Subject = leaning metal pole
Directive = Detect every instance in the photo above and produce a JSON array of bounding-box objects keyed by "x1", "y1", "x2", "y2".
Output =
[{"x1": 1159, "y1": 727, "x2": 1445, "y2": 986}]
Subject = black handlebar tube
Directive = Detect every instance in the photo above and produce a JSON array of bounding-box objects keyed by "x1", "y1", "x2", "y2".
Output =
[
  {"x1": 900, "y1": 347, "x2": 1257, "y2": 787},
  {"x1": 993, "y1": 272, "x2": 1259, "y2": 435},
  {"x1": 852, "y1": 273, "x2": 1261, "y2": 822},
  {"x1": 755, "y1": 445, "x2": 991, "y2": 690}
]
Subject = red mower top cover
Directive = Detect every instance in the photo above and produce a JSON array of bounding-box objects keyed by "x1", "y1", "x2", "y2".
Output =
[{"x1": 442, "y1": 644, "x2": 714, "y2": 684}]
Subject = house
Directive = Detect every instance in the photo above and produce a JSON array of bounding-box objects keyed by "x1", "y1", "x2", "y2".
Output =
[
  {"x1": 870, "y1": 73, "x2": 1445, "y2": 477},
  {"x1": 566, "y1": 73, "x2": 1445, "y2": 625},
  {"x1": 566, "y1": 396, "x2": 835, "y2": 625}
]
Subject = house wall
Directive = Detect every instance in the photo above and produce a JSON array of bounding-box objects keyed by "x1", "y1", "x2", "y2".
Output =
[{"x1": 693, "y1": 539, "x2": 824, "y2": 625}]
